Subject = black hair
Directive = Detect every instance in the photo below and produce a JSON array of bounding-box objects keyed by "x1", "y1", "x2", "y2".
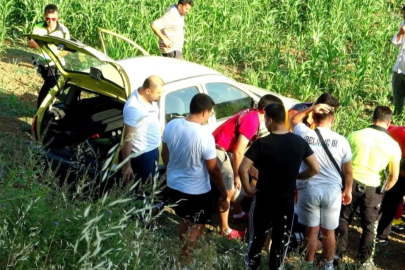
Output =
[
  {"x1": 190, "y1": 93, "x2": 215, "y2": 114},
  {"x1": 44, "y1": 4, "x2": 58, "y2": 14},
  {"x1": 178, "y1": 0, "x2": 194, "y2": 7},
  {"x1": 258, "y1": 94, "x2": 283, "y2": 111},
  {"x1": 372, "y1": 106, "x2": 392, "y2": 122},
  {"x1": 313, "y1": 93, "x2": 339, "y2": 123},
  {"x1": 264, "y1": 103, "x2": 285, "y2": 124}
]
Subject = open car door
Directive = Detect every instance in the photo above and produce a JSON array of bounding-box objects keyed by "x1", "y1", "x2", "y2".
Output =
[
  {"x1": 23, "y1": 34, "x2": 132, "y2": 100},
  {"x1": 97, "y1": 28, "x2": 149, "y2": 60}
]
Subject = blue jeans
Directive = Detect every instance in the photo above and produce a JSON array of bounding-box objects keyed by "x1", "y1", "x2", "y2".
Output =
[{"x1": 130, "y1": 147, "x2": 159, "y2": 185}]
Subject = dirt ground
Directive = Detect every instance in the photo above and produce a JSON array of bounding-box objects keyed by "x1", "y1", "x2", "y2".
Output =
[{"x1": 1, "y1": 44, "x2": 405, "y2": 270}]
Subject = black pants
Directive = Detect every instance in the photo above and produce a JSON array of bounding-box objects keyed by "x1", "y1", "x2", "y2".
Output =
[
  {"x1": 245, "y1": 193, "x2": 294, "y2": 270},
  {"x1": 162, "y1": 50, "x2": 184, "y2": 60},
  {"x1": 377, "y1": 175, "x2": 405, "y2": 238},
  {"x1": 37, "y1": 65, "x2": 60, "y2": 109},
  {"x1": 336, "y1": 181, "x2": 383, "y2": 263}
]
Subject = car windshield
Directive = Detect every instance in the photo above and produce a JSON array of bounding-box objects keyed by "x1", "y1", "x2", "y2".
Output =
[{"x1": 44, "y1": 44, "x2": 124, "y2": 88}]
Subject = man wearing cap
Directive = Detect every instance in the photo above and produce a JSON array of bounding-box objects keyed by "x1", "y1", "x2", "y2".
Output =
[
  {"x1": 392, "y1": 5, "x2": 405, "y2": 115},
  {"x1": 29, "y1": 4, "x2": 70, "y2": 109},
  {"x1": 151, "y1": 0, "x2": 194, "y2": 59}
]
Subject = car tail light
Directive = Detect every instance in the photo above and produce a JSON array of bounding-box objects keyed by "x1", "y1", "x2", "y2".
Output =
[{"x1": 31, "y1": 115, "x2": 37, "y2": 139}]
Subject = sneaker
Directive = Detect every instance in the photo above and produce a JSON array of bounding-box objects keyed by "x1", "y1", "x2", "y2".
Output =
[
  {"x1": 232, "y1": 212, "x2": 248, "y2": 222},
  {"x1": 375, "y1": 236, "x2": 389, "y2": 246},
  {"x1": 324, "y1": 264, "x2": 334, "y2": 270},
  {"x1": 359, "y1": 261, "x2": 375, "y2": 270},
  {"x1": 219, "y1": 228, "x2": 245, "y2": 240}
]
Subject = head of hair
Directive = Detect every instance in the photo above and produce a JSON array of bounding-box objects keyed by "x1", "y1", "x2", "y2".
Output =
[
  {"x1": 44, "y1": 4, "x2": 58, "y2": 14},
  {"x1": 313, "y1": 93, "x2": 339, "y2": 123},
  {"x1": 258, "y1": 94, "x2": 283, "y2": 111},
  {"x1": 142, "y1": 75, "x2": 164, "y2": 91},
  {"x1": 372, "y1": 106, "x2": 392, "y2": 123},
  {"x1": 190, "y1": 93, "x2": 215, "y2": 114},
  {"x1": 264, "y1": 103, "x2": 286, "y2": 124},
  {"x1": 178, "y1": 0, "x2": 194, "y2": 7}
]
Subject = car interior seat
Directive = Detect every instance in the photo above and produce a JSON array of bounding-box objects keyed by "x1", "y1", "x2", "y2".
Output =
[{"x1": 165, "y1": 95, "x2": 186, "y2": 123}]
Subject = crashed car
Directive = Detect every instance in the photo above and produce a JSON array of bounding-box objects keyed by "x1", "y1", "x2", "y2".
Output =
[{"x1": 26, "y1": 29, "x2": 300, "y2": 181}]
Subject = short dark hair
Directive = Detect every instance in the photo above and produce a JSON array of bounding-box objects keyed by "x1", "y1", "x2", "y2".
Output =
[
  {"x1": 372, "y1": 106, "x2": 392, "y2": 122},
  {"x1": 190, "y1": 93, "x2": 215, "y2": 114},
  {"x1": 313, "y1": 93, "x2": 339, "y2": 123},
  {"x1": 264, "y1": 103, "x2": 286, "y2": 124},
  {"x1": 44, "y1": 4, "x2": 58, "y2": 14},
  {"x1": 258, "y1": 94, "x2": 283, "y2": 111},
  {"x1": 178, "y1": 0, "x2": 194, "y2": 7}
]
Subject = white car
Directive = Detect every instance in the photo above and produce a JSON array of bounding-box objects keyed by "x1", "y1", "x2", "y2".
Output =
[{"x1": 26, "y1": 29, "x2": 300, "y2": 179}]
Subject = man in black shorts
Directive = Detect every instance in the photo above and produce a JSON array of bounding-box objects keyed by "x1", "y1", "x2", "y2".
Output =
[
  {"x1": 162, "y1": 93, "x2": 228, "y2": 268},
  {"x1": 239, "y1": 103, "x2": 319, "y2": 270}
]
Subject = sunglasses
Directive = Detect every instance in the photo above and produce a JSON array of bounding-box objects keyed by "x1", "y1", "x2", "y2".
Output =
[{"x1": 45, "y1": 17, "x2": 57, "y2": 22}]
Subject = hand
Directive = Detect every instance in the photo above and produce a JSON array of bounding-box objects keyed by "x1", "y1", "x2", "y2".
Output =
[
  {"x1": 342, "y1": 189, "x2": 352, "y2": 205},
  {"x1": 218, "y1": 196, "x2": 230, "y2": 213},
  {"x1": 122, "y1": 164, "x2": 134, "y2": 184},
  {"x1": 162, "y1": 37, "x2": 173, "y2": 48},
  {"x1": 313, "y1": 104, "x2": 333, "y2": 114},
  {"x1": 234, "y1": 175, "x2": 241, "y2": 191}
]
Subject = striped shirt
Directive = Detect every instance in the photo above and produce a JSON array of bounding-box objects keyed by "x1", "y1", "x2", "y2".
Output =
[{"x1": 152, "y1": 5, "x2": 185, "y2": 53}]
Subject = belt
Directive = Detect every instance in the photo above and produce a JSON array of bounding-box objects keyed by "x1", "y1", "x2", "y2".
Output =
[
  {"x1": 354, "y1": 180, "x2": 378, "y2": 193},
  {"x1": 215, "y1": 145, "x2": 226, "y2": 152}
]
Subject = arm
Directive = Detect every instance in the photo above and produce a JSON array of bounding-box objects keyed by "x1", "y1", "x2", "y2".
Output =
[
  {"x1": 232, "y1": 134, "x2": 250, "y2": 190},
  {"x1": 122, "y1": 125, "x2": 135, "y2": 183},
  {"x1": 161, "y1": 143, "x2": 169, "y2": 167},
  {"x1": 393, "y1": 23, "x2": 405, "y2": 46},
  {"x1": 386, "y1": 160, "x2": 400, "y2": 191},
  {"x1": 205, "y1": 158, "x2": 228, "y2": 200},
  {"x1": 28, "y1": 39, "x2": 40, "y2": 49},
  {"x1": 341, "y1": 161, "x2": 353, "y2": 205},
  {"x1": 238, "y1": 156, "x2": 257, "y2": 195},
  {"x1": 290, "y1": 104, "x2": 332, "y2": 130},
  {"x1": 151, "y1": 22, "x2": 173, "y2": 48},
  {"x1": 297, "y1": 154, "x2": 319, "y2": 179}
]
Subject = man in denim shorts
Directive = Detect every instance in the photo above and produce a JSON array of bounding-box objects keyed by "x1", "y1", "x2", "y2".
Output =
[{"x1": 291, "y1": 93, "x2": 353, "y2": 270}]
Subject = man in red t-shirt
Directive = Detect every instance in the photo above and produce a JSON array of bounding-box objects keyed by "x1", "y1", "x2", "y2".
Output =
[
  {"x1": 213, "y1": 94, "x2": 283, "y2": 239},
  {"x1": 376, "y1": 124, "x2": 405, "y2": 245}
]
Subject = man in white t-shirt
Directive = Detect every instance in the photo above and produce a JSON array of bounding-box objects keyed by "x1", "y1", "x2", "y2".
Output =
[
  {"x1": 122, "y1": 75, "x2": 164, "y2": 186},
  {"x1": 162, "y1": 93, "x2": 228, "y2": 268},
  {"x1": 151, "y1": 0, "x2": 194, "y2": 59},
  {"x1": 290, "y1": 93, "x2": 353, "y2": 270}
]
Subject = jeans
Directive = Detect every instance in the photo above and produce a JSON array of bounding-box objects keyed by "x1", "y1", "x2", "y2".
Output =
[
  {"x1": 130, "y1": 147, "x2": 159, "y2": 188},
  {"x1": 392, "y1": 71, "x2": 405, "y2": 115},
  {"x1": 377, "y1": 175, "x2": 405, "y2": 239},
  {"x1": 38, "y1": 65, "x2": 60, "y2": 109},
  {"x1": 336, "y1": 181, "x2": 383, "y2": 263}
]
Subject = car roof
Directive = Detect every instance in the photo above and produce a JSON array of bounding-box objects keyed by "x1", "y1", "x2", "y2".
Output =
[{"x1": 117, "y1": 56, "x2": 223, "y2": 91}]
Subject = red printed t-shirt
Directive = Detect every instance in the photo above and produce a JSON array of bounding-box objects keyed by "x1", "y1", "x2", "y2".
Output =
[
  {"x1": 388, "y1": 125, "x2": 405, "y2": 157},
  {"x1": 213, "y1": 109, "x2": 260, "y2": 153}
]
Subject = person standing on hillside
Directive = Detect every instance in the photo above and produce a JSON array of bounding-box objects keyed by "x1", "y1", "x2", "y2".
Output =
[
  {"x1": 151, "y1": 0, "x2": 194, "y2": 59},
  {"x1": 240, "y1": 102, "x2": 319, "y2": 270},
  {"x1": 336, "y1": 106, "x2": 401, "y2": 270},
  {"x1": 213, "y1": 94, "x2": 283, "y2": 240},
  {"x1": 29, "y1": 4, "x2": 70, "y2": 109},
  {"x1": 290, "y1": 93, "x2": 353, "y2": 270},
  {"x1": 161, "y1": 93, "x2": 228, "y2": 268},
  {"x1": 122, "y1": 76, "x2": 164, "y2": 187},
  {"x1": 392, "y1": 5, "x2": 405, "y2": 115}
]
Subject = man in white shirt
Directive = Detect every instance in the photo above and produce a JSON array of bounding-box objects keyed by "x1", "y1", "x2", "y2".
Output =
[
  {"x1": 162, "y1": 93, "x2": 227, "y2": 268},
  {"x1": 151, "y1": 0, "x2": 194, "y2": 59},
  {"x1": 290, "y1": 93, "x2": 353, "y2": 270},
  {"x1": 122, "y1": 75, "x2": 164, "y2": 186},
  {"x1": 392, "y1": 5, "x2": 405, "y2": 115}
]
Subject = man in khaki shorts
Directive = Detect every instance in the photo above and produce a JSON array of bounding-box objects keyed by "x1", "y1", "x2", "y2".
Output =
[{"x1": 290, "y1": 93, "x2": 353, "y2": 270}]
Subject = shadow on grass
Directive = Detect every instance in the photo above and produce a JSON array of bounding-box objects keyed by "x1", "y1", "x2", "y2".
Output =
[{"x1": 0, "y1": 48, "x2": 37, "y2": 66}]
